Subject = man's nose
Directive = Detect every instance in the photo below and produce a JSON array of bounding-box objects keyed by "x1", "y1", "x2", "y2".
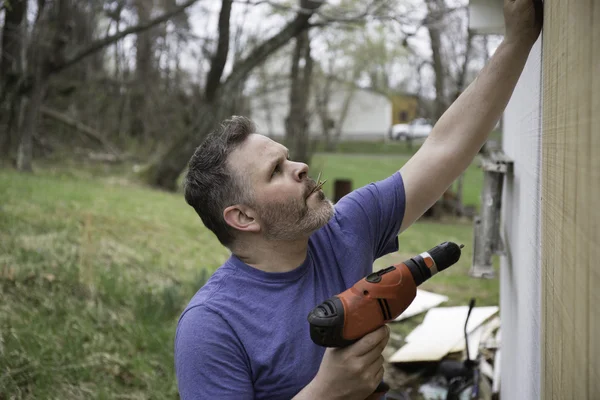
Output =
[{"x1": 292, "y1": 162, "x2": 309, "y2": 181}]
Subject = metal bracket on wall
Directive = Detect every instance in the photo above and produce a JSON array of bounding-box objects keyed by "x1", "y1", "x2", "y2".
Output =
[{"x1": 469, "y1": 148, "x2": 513, "y2": 279}]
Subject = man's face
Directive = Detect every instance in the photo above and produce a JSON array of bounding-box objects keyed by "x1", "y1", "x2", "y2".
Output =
[{"x1": 228, "y1": 134, "x2": 334, "y2": 241}]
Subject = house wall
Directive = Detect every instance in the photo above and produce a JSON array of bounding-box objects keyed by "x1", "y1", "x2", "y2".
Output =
[
  {"x1": 249, "y1": 85, "x2": 392, "y2": 141},
  {"x1": 541, "y1": 2, "x2": 600, "y2": 398},
  {"x1": 500, "y1": 38, "x2": 542, "y2": 400},
  {"x1": 329, "y1": 88, "x2": 392, "y2": 140}
]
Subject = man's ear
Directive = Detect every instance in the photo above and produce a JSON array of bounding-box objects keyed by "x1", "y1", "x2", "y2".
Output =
[{"x1": 223, "y1": 204, "x2": 260, "y2": 233}]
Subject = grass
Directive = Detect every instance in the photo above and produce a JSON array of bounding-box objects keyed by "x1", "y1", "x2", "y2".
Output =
[
  {"x1": 312, "y1": 152, "x2": 483, "y2": 212},
  {"x1": 312, "y1": 139, "x2": 419, "y2": 155},
  {"x1": 0, "y1": 148, "x2": 496, "y2": 399},
  {"x1": 0, "y1": 168, "x2": 225, "y2": 399}
]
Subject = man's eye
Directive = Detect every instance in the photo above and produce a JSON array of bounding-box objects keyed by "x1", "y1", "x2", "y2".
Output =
[{"x1": 271, "y1": 164, "x2": 281, "y2": 177}]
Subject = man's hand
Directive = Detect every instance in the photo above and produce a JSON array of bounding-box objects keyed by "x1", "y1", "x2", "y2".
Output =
[
  {"x1": 299, "y1": 325, "x2": 390, "y2": 400},
  {"x1": 504, "y1": 0, "x2": 543, "y2": 47},
  {"x1": 314, "y1": 325, "x2": 390, "y2": 399}
]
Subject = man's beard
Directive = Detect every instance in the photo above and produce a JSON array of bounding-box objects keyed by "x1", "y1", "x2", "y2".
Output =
[{"x1": 256, "y1": 189, "x2": 334, "y2": 241}]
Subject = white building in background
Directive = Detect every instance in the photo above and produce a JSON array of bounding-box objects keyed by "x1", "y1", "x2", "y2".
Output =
[{"x1": 248, "y1": 82, "x2": 393, "y2": 142}]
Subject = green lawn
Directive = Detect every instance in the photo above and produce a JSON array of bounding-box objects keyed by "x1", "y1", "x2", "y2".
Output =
[
  {"x1": 312, "y1": 152, "x2": 483, "y2": 211},
  {"x1": 0, "y1": 151, "x2": 495, "y2": 399}
]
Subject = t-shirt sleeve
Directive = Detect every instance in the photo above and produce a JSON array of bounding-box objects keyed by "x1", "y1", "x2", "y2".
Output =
[
  {"x1": 175, "y1": 305, "x2": 254, "y2": 400},
  {"x1": 328, "y1": 171, "x2": 406, "y2": 275}
]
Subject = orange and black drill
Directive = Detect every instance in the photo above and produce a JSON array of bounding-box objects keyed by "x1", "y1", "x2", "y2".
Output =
[{"x1": 307, "y1": 242, "x2": 463, "y2": 398}]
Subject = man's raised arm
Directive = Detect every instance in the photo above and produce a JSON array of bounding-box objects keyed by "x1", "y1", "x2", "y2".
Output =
[{"x1": 399, "y1": 0, "x2": 543, "y2": 232}]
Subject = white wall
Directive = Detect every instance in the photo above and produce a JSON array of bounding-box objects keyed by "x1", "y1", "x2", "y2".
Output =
[
  {"x1": 249, "y1": 85, "x2": 392, "y2": 141},
  {"x1": 327, "y1": 89, "x2": 392, "y2": 140},
  {"x1": 500, "y1": 39, "x2": 542, "y2": 399}
]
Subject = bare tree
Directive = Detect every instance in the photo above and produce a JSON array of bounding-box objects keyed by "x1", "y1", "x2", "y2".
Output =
[
  {"x1": 130, "y1": 0, "x2": 157, "y2": 139},
  {"x1": 425, "y1": 0, "x2": 449, "y2": 122},
  {"x1": 1, "y1": 0, "x2": 200, "y2": 170}
]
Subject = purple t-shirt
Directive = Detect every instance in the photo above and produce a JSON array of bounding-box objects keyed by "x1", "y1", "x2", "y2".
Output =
[{"x1": 175, "y1": 172, "x2": 405, "y2": 399}]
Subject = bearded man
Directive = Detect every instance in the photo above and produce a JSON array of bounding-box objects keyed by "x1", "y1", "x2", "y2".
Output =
[{"x1": 174, "y1": 1, "x2": 542, "y2": 398}]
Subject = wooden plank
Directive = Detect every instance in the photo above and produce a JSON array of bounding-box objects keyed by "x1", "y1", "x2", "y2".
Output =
[
  {"x1": 388, "y1": 306, "x2": 498, "y2": 363},
  {"x1": 542, "y1": 0, "x2": 567, "y2": 396},
  {"x1": 541, "y1": 0, "x2": 556, "y2": 396},
  {"x1": 571, "y1": 1, "x2": 592, "y2": 397},
  {"x1": 392, "y1": 289, "x2": 448, "y2": 321},
  {"x1": 542, "y1": 0, "x2": 562, "y2": 397},
  {"x1": 589, "y1": 1, "x2": 600, "y2": 396},
  {"x1": 542, "y1": 0, "x2": 598, "y2": 398},
  {"x1": 560, "y1": 0, "x2": 577, "y2": 394}
]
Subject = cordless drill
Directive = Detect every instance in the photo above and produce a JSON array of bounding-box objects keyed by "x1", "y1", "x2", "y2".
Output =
[{"x1": 307, "y1": 241, "x2": 463, "y2": 399}]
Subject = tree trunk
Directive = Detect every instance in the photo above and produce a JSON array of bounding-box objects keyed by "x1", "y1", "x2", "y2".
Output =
[
  {"x1": 17, "y1": 78, "x2": 47, "y2": 172},
  {"x1": 130, "y1": 0, "x2": 154, "y2": 139},
  {"x1": 425, "y1": 0, "x2": 448, "y2": 219},
  {"x1": 285, "y1": 30, "x2": 313, "y2": 164},
  {"x1": 454, "y1": 30, "x2": 474, "y2": 102},
  {"x1": 258, "y1": 63, "x2": 277, "y2": 138},
  {"x1": 329, "y1": 83, "x2": 356, "y2": 151},
  {"x1": 1, "y1": 94, "x2": 24, "y2": 165},
  {"x1": 205, "y1": 0, "x2": 233, "y2": 102},
  {"x1": 0, "y1": 0, "x2": 28, "y2": 162},
  {"x1": 141, "y1": 102, "x2": 221, "y2": 190},
  {"x1": 315, "y1": 72, "x2": 332, "y2": 149},
  {"x1": 426, "y1": 0, "x2": 448, "y2": 122},
  {"x1": 14, "y1": 0, "x2": 70, "y2": 170},
  {"x1": 450, "y1": 32, "x2": 474, "y2": 216}
]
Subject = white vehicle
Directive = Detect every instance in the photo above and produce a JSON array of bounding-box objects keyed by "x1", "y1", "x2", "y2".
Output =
[{"x1": 389, "y1": 118, "x2": 433, "y2": 141}]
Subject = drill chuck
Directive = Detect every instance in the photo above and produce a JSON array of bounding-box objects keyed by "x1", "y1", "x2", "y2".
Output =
[
  {"x1": 428, "y1": 241, "x2": 463, "y2": 272},
  {"x1": 406, "y1": 241, "x2": 463, "y2": 285}
]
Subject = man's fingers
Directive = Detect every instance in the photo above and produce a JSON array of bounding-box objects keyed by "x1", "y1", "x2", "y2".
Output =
[
  {"x1": 350, "y1": 325, "x2": 390, "y2": 357},
  {"x1": 359, "y1": 330, "x2": 390, "y2": 365},
  {"x1": 376, "y1": 365, "x2": 385, "y2": 382},
  {"x1": 365, "y1": 356, "x2": 385, "y2": 386}
]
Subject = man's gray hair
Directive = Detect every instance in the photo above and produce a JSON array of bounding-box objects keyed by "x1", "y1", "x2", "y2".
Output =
[{"x1": 184, "y1": 116, "x2": 256, "y2": 246}]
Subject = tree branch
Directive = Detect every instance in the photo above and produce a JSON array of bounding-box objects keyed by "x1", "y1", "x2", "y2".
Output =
[
  {"x1": 223, "y1": 7, "x2": 321, "y2": 91},
  {"x1": 205, "y1": 0, "x2": 233, "y2": 101},
  {"x1": 453, "y1": 30, "x2": 474, "y2": 99},
  {"x1": 40, "y1": 106, "x2": 119, "y2": 154},
  {"x1": 314, "y1": 0, "x2": 385, "y2": 24},
  {"x1": 235, "y1": 0, "x2": 323, "y2": 15},
  {"x1": 241, "y1": 0, "x2": 385, "y2": 24},
  {"x1": 49, "y1": 0, "x2": 199, "y2": 75}
]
